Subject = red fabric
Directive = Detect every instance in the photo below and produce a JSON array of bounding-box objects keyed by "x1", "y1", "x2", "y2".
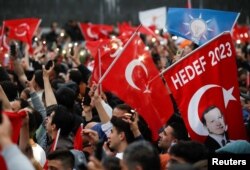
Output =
[
  {"x1": 102, "y1": 34, "x2": 174, "y2": 141},
  {"x1": 163, "y1": 32, "x2": 247, "y2": 142},
  {"x1": 3, "y1": 18, "x2": 41, "y2": 54},
  {"x1": 0, "y1": 156, "x2": 7, "y2": 170},
  {"x1": 43, "y1": 129, "x2": 60, "y2": 170},
  {"x1": 232, "y1": 24, "x2": 250, "y2": 42},
  {"x1": 78, "y1": 23, "x2": 113, "y2": 41},
  {"x1": 118, "y1": 22, "x2": 158, "y2": 38},
  {"x1": 43, "y1": 160, "x2": 48, "y2": 170},
  {"x1": 3, "y1": 110, "x2": 26, "y2": 143},
  {"x1": 87, "y1": 37, "x2": 129, "y2": 84},
  {"x1": 74, "y1": 124, "x2": 83, "y2": 151},
  {"x1": 118, "y1": 22, "x2": 134, "y2": 36},
  {"x1": 4, "y1": 18, "x2": 40, "y2": 44}
]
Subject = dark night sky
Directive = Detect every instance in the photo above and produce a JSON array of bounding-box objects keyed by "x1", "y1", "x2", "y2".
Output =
[{"x1": 0, "y1": 0, "x2": 249, "y2": 26}]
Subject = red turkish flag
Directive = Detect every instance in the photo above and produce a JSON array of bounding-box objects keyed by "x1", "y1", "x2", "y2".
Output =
[
  {"x1": 232, "y1": 24, "x2": 250, "y2": 42},
  {"x1": 78, "y1": 23, "x2": 113, "y2": 41},
  {"x1": 102, "y1": 34, "x2": 174, "y2": 141},
  {"x1": 74, "y1": 124, "x2": 83, "y2": 151},
  {"x1": 118, "y1": 22, "x2": 158, "y2": 38},
  {"x1": 163, "y1": 32, "x2": 247, "y2": 142},
  {"x1": 3, "y1": 18, "x2": 41, "y2": 45},
  {"x1": 87, "y1": 37, "x2": 128, "y2": 83}
]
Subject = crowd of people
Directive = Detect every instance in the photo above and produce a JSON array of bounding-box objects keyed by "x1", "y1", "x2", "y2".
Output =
[{"x1": 0, "y1": 19, "x2": 250, "y2": 170}]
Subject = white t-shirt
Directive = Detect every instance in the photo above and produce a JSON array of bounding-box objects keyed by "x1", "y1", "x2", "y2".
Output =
[
  {"x1": 32, "y1": 143, "x2": 46, "y2": 167},
  {"x1": 115, "y1": 152, "x2": 124, "y2": 160}
]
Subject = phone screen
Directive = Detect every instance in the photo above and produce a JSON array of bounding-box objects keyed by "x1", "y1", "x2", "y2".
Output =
[
  {"x1": 82, "y1": 87, "x2": 91, "y2": 106},
  {"x1": 94, "y1": 140, "x2": 104, "y2": 161}
]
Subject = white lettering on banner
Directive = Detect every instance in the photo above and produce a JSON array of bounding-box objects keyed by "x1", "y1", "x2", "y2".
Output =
[
  {"x1": 208, "y1": 42, "x2": 232, "y2": 66},
  {"x1": 171, "y1": 56, "x2": 206, "y2": 90},
  {"x1": 170, "y1": 41, "x2": 233, "y2": 90}
]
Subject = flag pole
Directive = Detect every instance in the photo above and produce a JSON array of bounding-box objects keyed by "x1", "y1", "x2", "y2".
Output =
[
  {"x1": 231, "y1": 12, "x2": 241, "y2": 34},
  {"x1": 148, "y1": 32, "x2": 230, "y2": 85},
  {"x1": 98, "y1": 24, "x2": 142, "y2": 85},
  {"x1": 98, "y1": 48, "x2": 103, "y2": 93},
  {"x1": 52, "y1": 128, "x2": 61, "y2": 151}
]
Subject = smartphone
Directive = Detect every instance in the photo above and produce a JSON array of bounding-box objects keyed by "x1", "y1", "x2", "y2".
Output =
[
  {"x1": 82, "y1": 87, "x2": 91, "y2": 106},
  {"x1": 70, "y1": 47, "x2": 74, "y2": 56},
  {"x1": 94, "y1": 140, "x2": 104, "y2": 161},
  {"x1": 10, "y1": 42, "x2": 17, "y2": 57},
  {"x1": 45, "y1": 60, "x2": 53, "y2": 70}
]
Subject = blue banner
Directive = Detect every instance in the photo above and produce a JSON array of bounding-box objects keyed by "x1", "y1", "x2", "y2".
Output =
[{"x1": 167, "y1": 8, "x2": 239, "y2": 45}]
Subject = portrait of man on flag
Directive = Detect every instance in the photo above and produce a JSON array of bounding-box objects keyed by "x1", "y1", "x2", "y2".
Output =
[{"x1": 163, "y1": 32, "x2": 247, "y2": 152}]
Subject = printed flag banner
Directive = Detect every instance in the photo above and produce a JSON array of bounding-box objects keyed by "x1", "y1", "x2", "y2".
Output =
[
  {"x1": 163, "y1": 32, "x2": 247, "y2": 142},
  {"x1": 86, "y1": 37, "x2": 128, "y2": 83},
  {"x1": 3, "y1": 18, "x2": 41, "y2": 45},
  {"x1": 139, "y1": 6, "x2": 166, "y2": 29},
  {"x1": 167, "y1": 8, "x2": 239, "y2": 45},
  {"x1": 78, "y1": 23, "x2": 113, "y2": 41},
  {"x1": 101, "y1": 34, "x2": 174, "y2": 140},
  {"x1": 118, "y1": 22, "x2": 158, "y2": 38}
]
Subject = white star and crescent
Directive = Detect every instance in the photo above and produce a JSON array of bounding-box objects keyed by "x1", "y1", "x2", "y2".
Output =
[
  {"x1": 125, "y1": 59, "x2": 151, "y2": 93},
  {"x1": 15, "y1": 23, "x2": 30, "y2": 37}
]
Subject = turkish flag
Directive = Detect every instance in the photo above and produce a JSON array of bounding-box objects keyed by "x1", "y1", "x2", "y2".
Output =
[
  {"x1": 43, "y1": 128, "x2": 61, "y2": 170},
  {"x1": 101, "y1": 34, "x2": 174, "y2": 140},
  {"x1": 232, "y1": 24, "x2": 250, "y2": 42},
  {"x1": 2, "y1": 110, "x2": 27, "y2": 143},
  {"x1": 87, "y1": 37, "x2": 128, "y2": 84},
  {"x1": 74, "y1": 124, "x2": 83, "y2": 151},
  {"x1": 118, "y1": 22, "x2": 158, "y2": 39},
  {"x1": 163, "y1": 32, "x2": 247, "y2": 142},
  {"x1": 78, "y1": 23, "x2": 113, "y2": 41},
  {"x1": 3, "y1": 18, "x2": 41, "y2": 45}
]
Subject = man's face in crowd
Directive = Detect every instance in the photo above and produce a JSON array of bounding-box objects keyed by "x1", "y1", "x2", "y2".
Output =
[
  {"x1": 158, "y1": 126, "x2": 176, "y2": 151},
  {"x1": 108, "y1": 126, "x2": 122, "y2": 151}
]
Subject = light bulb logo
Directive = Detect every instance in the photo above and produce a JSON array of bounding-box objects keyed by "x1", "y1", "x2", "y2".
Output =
[
  {"x1": 183, "y1": 14, "x2": 213, "y2": 44},
  {"x1": 190, "y1": 19, "x2": 206, "y2": 38}
]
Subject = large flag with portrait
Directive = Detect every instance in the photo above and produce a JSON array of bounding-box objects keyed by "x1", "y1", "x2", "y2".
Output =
[
  {"x1": 163, "y1": 32, "x2": 247, "y2": 142},
  {"x1": 167, "y1": 8, "x2": 239, "y2": 45}
]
